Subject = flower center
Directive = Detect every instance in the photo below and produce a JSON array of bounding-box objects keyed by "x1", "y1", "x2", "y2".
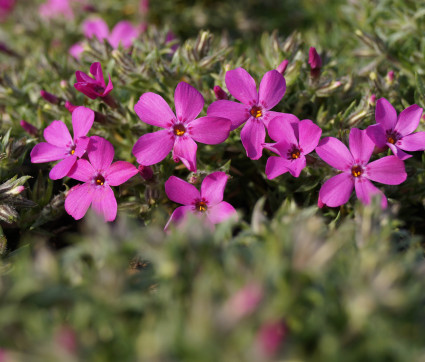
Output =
[
  {"x1": 287, "y1": 145, "x2": 301, "y2": 160},
  {"x1": 70, "y1": 149, "x2": 75, "y2": 155},
  {"x1": 386, "y1": 130, "x2": 399, "y2": 144},
  {"x1": 250, "y1": 106, "x2": 262, "y2": 118},
  {"x1": 93, "y1": 85, "x2": 105, "y2": 94},
  {"x1": 95, "y1": 174, "x2": 105, "y2": 186},
  {"x1": 195, "y1": 200, "x2": 208, "y2": 213},
  {"x1": 173, "y1": 124, "x2": 186, "y2": 136},
  {"x1": 351, "y1": 165, "x2": 363, "y2": 178}
]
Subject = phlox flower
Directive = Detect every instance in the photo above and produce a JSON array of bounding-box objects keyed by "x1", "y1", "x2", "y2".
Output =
[
  {"x1": 264, "y1": 116, "x2": 322, "y2": 178},
  {"x1": 132, "y1": 82, "x2": 231, "y2": 172},
  {"x1": 0, "y1": 0, "x2": 15, "y2": 22},
  {"x1": 164, "y1": 171, "x2": 237, "y2": 229},
  {"x1": 39, "y1": 0, "x2": 74, "y2": 20},
  {"x1": 83, "y1": 18, "x2": 140, "y2": 49},
  {"x1": 366, "y1": 98, "x2": 425, "y2": 160},
  {"x1": 74, "y1": 62, "x2": 113, "y2": 100},
  {"x1": 316, "y1": 128, "x2": 407, "y2": 208},
  {"x1": 65, "y1": 136, "x2": 138, "y2": 221},
  {"x1": 207, "y1": 67, "x2": 290, "y2": 160},
  {"x1": 30, "y1": 107, "x2": 94, "y2": 180}
]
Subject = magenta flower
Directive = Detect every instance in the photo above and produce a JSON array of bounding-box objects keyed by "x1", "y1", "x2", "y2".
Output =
[
  {"x1": 277, "y1": 59, "x2": 289, "y2": 75},
  {"x1": 74, "y1": 62, "x2": 113, "y2": 100},
  {"x1": 65, "y1": 136, "x2": 138, "y2": 221},
  {"x1": 133, "y1": 82, "x2": 231, "y2": 172},
  {"x1": 255, "y1": 321, "x2": 287, "y2": 358},
  {"x1": 164, "y1": 171, "x2": 237, "y2": 229},
  {"x1": 0, "y1": 0, "x2": 15, "y2": 22},
  {"x1": 69, "y1": 42, "x2": 84, "y2": 60},
  {"x1": 366, "y1": 98, "x2": 425, "y2": 160},
  {"x1": 207, "y1": 67, "x2": 287, "y2": 160},
  {"x1": 316, "y1": 128, "x2": 407, "y2": 208},
  {"x1": 30, "y1": 107, "x2": 94, "y2": 180},
  {"x1": 39, "y1": 0, "x2": 74, "y2": 20},
  {"x1": 264, "y1": 116, "x2": 322, "y2": 178},
  {"x1": 82, "y1": 18, "x2": 140, "y2": 49}
]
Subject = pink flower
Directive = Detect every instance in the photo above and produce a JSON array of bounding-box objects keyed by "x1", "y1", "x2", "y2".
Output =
[
  {"x1": 164, "y1": 171, "x2": 237, "y2": 229},
  {"x1": 308, "y1": 47, "x2": 322, "y2": 69},
  {"x1": 255, "y1": 320, "x2": 287, "y2": 358},
  {"x1": 82, "y1": 18, "x2": 140, "y2": 49},
  {"x1": 366, "y1": 98, "x2": 425, "y2": 160},
  {"x1": 69, "y1": 42, "x2": 84, "y2": 60},
  {"x1": 74, "y1": 62, "x2": 113, "y2": 100},
  {"x1": 133, "y1": 82, "x2": 231, "y2": 172},
  {"x1": 30, "y1": 107, "x2": 94, "y2": 180},
  {"x1": 39, "y1": 0, "x2": 74, "y2": 20},
  {"x1": 316, "y1": 128, "x2": 407, "y2": 208},
  {"x1": 264, "y1": 116, "x2": 322, "y2": 178},
  {"x1": 207, "y1": 67, "x2": 287, "y2": 160},
  {"x1": 65, "y1": 136, "x2": 138, "y2": 221},
  {"x1": 0, "y1": 0, "x2": 15, "y2": 22},
  {"x1": 276, "y1": 59, "x2": 289, "y2": 75}
]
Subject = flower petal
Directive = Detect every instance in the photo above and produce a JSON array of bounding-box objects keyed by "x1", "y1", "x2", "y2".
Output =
[
  {"x1": 375, "y1": 97, "x2": 397, "y2": 131},
  {"x1": 72, "y1": 106, "x2": 95, "y2": 139},
  {"x1": 109, "y1": 21, "x2": 139, "y2": 49},
  {"x1": 354, "y1": 178, "x2": 387, "y2": 208},
  {"x1": 286, "y1": 157, "x2": 306, "y2": 178},
  {"x1": 319, "y1": 173, "x2": 354, "y2": 207},
  {"x1": 74, "y1": 136, "x2": 90, "y2": 158},
  {"x1": 105, "y1": 161, "x2": 138, "y2": 186},
  {"x1": 87, "y1": 136, "x2": 114, "y2": 171},
  {"x1": 207, "y1": 201, "x2": 237, "y2": 224},
  {"x1": 298, "y1": 119, "x2": 322, "y2": 154},
  {"x1": 366, "y1": 155, "x2": 407, "y2": 185},
  {"x1": 67, "y1": 158, "x2": 94, "y2": 183},
  {"x1": 83, "y1": 18, "x2": 109, "y2": 41},
  {"x1": 263, "y1": 139, "x2": 291, "y2": 157},
  {"x1": 394, "y1": 104, "x2": 423, "y2": 137},
  {"x1": 267, "y1": 113, "x2": 299, "y2": 141},
  {"x1": 49, "y1": 155, "x2": 77, "y2": 180},
  {"x1": 225, "y1": 67, "x2": 258, "y2": 105},
  {"x1": 189, "y1": 116, "x2": 231, "y2": 144},
  {"x1": 30, "y1": 143, "x2": 67, "y2": 163},
  {"x1": 258, "y1": 70, "x2": 286, "y2": 110},
  {"x1": 174, "y1": 82, "x2": 204, "y2": 123},
  {"x1": 387, "y1": 143, "x2": 411, "y2": 160},
  {"x1": 201, "y1": 172, "x2": 228, "y2": 205},
  {"x1": 366, "y1": 124, "x2": 387, "y2": 149},
  {"x1": 240, "y1": 120, "x2": 266, "y2": 160},
  {"x1": 164, "y1": 205, "x2": 193, "y2": 230},
  {"x1": 91, "y1": 186, "x2": 117, "y2": 222},
  {"x1": 104, "y1": 74, "x2": 114, "y2": 95},
  {"x1": 316, "y1": 137, "x2": 353, "y2": 171},
  {"x1": 44, "y1": 120, "x2": 73, "y2": 148},
  {"x1": 65, "y1": 183, "x2": 94, "y2": 220},
  {"x1": 349, "y1": 128, "x2": 374, "y2": 164},
  {"x1": 207, "y1": 100, "x2": 249, "y2": 130},
  {"x1": 398, "y1": 132, "x2": 425, "y2": 152},
  {"x1": 132, "y1": 130, "x2": 174, "y2": 166},
  {"x1": 173, "y1": 137, "x2": 198, "y2": 172},
  {"x1": 165, "y1": 176, "x2": 200, "y2": 205},
  {"x1": 265, "y1": 156, "x2": 290, "y2": 179},
  {"x1": 134, "y1": 92, "x2": 176, "y2": 128},
  {"x1": 69, "y1": 43, "x2": 84, "y2": 60},
  {"x1": 90, "y1": 62, "x2": 105, "y2": 87}
]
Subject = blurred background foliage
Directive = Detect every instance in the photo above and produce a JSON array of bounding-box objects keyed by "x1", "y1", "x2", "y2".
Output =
[{"x1": 1, "y1": 0, "x2": 425, "y2": 360}]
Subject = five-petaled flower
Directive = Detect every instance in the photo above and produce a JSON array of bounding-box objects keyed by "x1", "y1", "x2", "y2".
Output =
[
  {"x1": 207, "y1": 67, "x2": 290, "y2": 160},
  {"x1": 74, "y1": 62, "x2": 113, "y2": 100},
  {"x1": 316, "y1": 128, "x2": 407, "y2": 208},
  {"x1": 164, "y1": 171, "x2": 237, "y2": 229},
  {"x1": 366, "y1": 97, "x2": 425, "y2": 160},
  {"x1": 264, "y1": 116, "x2": 322, "y2": 178},
  {"x1": 30, "y1": 106, "x2": 94, "y2": 180},
  {"x1": 132, "y1": 82, "x2": 231, "y2": 172},
  {"x1": 65, "y1": 136, "x2": 138, "y2": 221}
]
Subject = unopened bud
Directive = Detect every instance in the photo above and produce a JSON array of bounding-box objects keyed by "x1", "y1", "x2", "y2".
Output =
[
  {"x1": 315, "y1": 81, "x2": 342, "y2": 97},
  {"x1": 277, "y1": 59, "x2": 289, "y2": 75},
  {"x1": 309, "y1": 47, "x2": 322, "y2": 80},
  {"x1": 20, "y1": 120, "x2": 38, "y2": 135},
  {"x1": 40, "y1": 90, "x2": 60, "y2": 105},
  {"x1": 64, "y1": 101, "x2": 78, "y2": 113},
  {"x1": 60, "y1": 80, "x2": 68, "y2": 89},
  {"x1": 213, "y1": 85, "x2": 228, "y2": 100},
  {"x1": 368, "y1": 94, "x2": 376, "y2": 106},
  {"x1": 255, "y1": 320, "x2": 287, "y2": 358},
  {"x1": 7, "y1": 185, "x2": 24, "y2": 195},
  {"x1": 386, "y1": 70, "x2": 395, "y2": 85},
  {"x1": 138, "y1": 165, "x2": 153, "y2": 181}
]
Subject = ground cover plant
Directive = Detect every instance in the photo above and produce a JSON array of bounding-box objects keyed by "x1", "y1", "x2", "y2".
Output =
[{"x1": 1, "y1": 0, "x2": 425, "y2": 360}]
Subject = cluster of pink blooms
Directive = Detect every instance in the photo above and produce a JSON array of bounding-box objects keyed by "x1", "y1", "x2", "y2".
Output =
[{"x1": 30, "y1": 46, "x2": 425, "y2": 227}]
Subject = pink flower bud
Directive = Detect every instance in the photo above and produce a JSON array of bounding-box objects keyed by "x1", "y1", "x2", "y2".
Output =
[
  {"x1": 60, "y1": 80, "x2": 68, "y2": 88},
  {"x1": 8, "y1": 185, "x2": 24, "y2": 195},
  {"x1": 20, "y1": 120, "x2": 38, "y2": 135},
  {"x1": 138, "y1": 165, "x2": 154, "y2": 181},
  {"x1": 40, "y1": 90, "x2": 60, "y2": 105},
  {"x1": 277, "y1": 59, "x2": 289, "y2": 75},
  {"x1": 368, "y1": 94, "x2": 376, "y2": 106},
  {"x1": 65, "y1": 101, "x2": 78, "y2": 113},
  {"x1": 140, "y1": 0, "x2": 149, "y2": 15},
  {"x1": 308, "y1": 47, "x2": 322, "y2": 70},
  {"x1": 56, "y1": 326, "x2": 77, "y2": 355},
  {"x1": 225, "y1": 284, "x2": 263, "y2": 320},
  {"x1": 256, "y1": 321, "x2": 287, "y2": 358},
  {"x1": 213, "y1": 85, "x2": 228, "y2": 100},
  {"x1": 387, "y1": 70, "x2": 395, "y2": 84}
]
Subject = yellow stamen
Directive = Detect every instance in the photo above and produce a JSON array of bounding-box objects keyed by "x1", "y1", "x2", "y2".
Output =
[
  {"x1": 291, "y1": 150, "x2": 300, "y2": 159},
  {"x1": 351, "y1": 165, "x2": 363, "y2": 177},
  {"x1": 173, "y1": 124, "x2": 186, "y2": 136},
  {"x1": 250, "y1": 106, "x2": 262, "y2": 118},
  {"x1": 196, "y1": 201, "x2": 208, "y2": 212}
]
